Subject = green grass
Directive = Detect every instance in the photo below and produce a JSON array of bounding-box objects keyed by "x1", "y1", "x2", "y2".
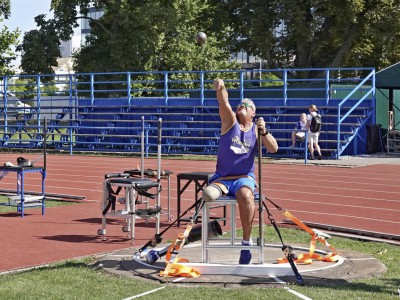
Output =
[
  {"x1": 0, "y1": 197, "x2": 80, "y2": 213},
  {"x1": 260, "y1": 226, "x2": 400, "y2": 299},
  {"x1": 0, "y1": 226, "x2": 399, "y2": 300},
  {"x1": 4, "y1": 127, "x2": 69, "y2": 142}
]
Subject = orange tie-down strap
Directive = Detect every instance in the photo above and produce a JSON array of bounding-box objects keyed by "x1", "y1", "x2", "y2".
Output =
[
  {"x1": 277, "y1": 211, "x2": 342, "y2": 265},
  {"x1": 160, "y1": 225, "x2": 200, "y2": 278},
  {"x1": 160, "y1": 258, "x2": 200, "y2": 278}
]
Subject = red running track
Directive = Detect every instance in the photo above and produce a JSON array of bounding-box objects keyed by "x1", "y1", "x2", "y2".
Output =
[{"x1": 0, "y1": 154, "x2": 399, "y2": 272}]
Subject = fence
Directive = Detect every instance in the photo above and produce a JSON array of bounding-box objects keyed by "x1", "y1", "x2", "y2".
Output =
[{"x1": 0, "y1": 68, "x2": 375, "y2": 159}]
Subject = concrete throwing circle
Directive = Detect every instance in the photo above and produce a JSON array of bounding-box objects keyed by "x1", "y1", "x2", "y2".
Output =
[{"x1": 96, "y1": 242, "x2": 386, "y2": 286}]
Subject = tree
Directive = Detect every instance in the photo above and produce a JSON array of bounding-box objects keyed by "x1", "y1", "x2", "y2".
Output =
[
  {"x1": 19, "y1": 0, "x2": 239, "y2": 75},
  {"x1": 74, "y1": 0, "x2": 240, "y2": 73},
  {"x1": 8, "y1": 78, "x2": 36, "y2": 101},
  {"x1": 0, "y1": 0, "x2": 20, "y2": 76},
  {"x1": 17, "y1": 15, "x2": 61, "y2": 77},
  {"x1": 21, "y1": 0, "x2": 400, "y2": 78},
  {"x1": 206, "y1": 0, "x2": 400, "y2": 77}
]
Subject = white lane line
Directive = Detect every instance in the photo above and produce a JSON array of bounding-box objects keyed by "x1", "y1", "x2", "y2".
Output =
[
  {"x1": 172, "y1": 277, "x2": 187, "y2": 282},
  {"x1": 287, "y1": 209, "x2": 400, "y2": 225},
  {"x1": 266, "y1": 168, "x2": 400, "y2": 183},
  {"x1": 122, "y1": 286, "x2": 165, "y2": 300},
  {"x1": 267, "y1": 173, "x2": 400, "y2": 187},
  {"x1": 269, "y1": 276, "x2": 313, "y2": 300},
  {"x1": 184, "y1": 199, "x2": 400, "y2": 227},
  {"x1": 179, "y1": 192, "x2": 400, "y2": 206},
  {"x1": 271, "y1": 187, "x2": 400, "y2": 200},
  {"x1": 268, "y1": 186, "x2": 400, "y2": 200},
  {"x1": 279, "y1": 198, "x2": 400, "y2": 212}
]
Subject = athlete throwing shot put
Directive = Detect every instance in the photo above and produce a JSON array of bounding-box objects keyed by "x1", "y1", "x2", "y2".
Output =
[{"x1": 202, "y1": 79, "x2": 278, "y2": 264}]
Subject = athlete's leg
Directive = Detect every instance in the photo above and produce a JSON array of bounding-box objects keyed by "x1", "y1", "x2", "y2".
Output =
[{"x1": 236, "y1": 186, "x2": 255, "y2": 241}]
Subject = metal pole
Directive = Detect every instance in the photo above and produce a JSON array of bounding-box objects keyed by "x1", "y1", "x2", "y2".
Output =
[
  {"x1": 156, "y1": 118, "x2": 162, "y2": 234},
  {"x1": 43, "y1": 118, "x2": 47, "y2": 172},
  {"x1": 257, "y1": 127, "x2": 264, "y2": 263},
  {"x1": 141, "y1": 116, "x2": 144, "y2": 178},
  {"x1": 43, "y1": 117, "x2": 47, "y2": 215}
]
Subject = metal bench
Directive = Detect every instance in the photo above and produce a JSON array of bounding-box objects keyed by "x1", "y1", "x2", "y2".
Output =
[{"x1": 201, "y1": 193, "x2": 264, "y2": 264}]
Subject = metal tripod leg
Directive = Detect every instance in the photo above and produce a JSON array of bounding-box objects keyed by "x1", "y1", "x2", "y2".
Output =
[{"x1": 98, "y1": 181, "x2": 108, "y2": 240}]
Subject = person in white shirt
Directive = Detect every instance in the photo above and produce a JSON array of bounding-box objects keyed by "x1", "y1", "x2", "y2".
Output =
[{"x1": 306, "y1": 104, "x2": 322, "y2": 160}]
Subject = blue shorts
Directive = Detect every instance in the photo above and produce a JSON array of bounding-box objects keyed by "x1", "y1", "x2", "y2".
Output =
[{"x1": 210, "y1": 172, "x2": 256, "y2": 196}]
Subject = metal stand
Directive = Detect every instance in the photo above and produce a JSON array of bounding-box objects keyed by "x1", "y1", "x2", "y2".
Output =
[
  {"x1": 177, "y1": 172, "x2": 227, "y2": 226},
  {"x1": 201, "y1": 194, "x2": 263, "y2": 264},
  {"x1": 0, "y1": 166, "x2": 46, "y2": 217},
  {"x1": 124, "y1": 169, "x2": 173, "y2": 221},
  {"x1": 98, "y1": 176, "x2": 161, "y2": 243}
]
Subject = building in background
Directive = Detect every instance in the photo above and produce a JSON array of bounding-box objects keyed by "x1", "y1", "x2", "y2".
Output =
[
  {"x1": 80, "y1": 6, "x2": 104, "y2": 45},
  {"x1": 55, "y1": 6, "x2": 104, "y2": 74},
  {"x1": 59, "y1": 33, "x2": 81, "y2": 58}
]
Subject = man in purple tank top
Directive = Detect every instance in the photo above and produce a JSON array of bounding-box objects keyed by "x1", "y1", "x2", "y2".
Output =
[{"x1": 202, "y1": 79, "x2": 278, "y2": 264}]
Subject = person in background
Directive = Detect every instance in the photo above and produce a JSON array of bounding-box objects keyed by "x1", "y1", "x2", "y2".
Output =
[
  {"x1": 202, "y1": 78, "x2": 278, "y2": 264},
  {"x1": 290, "y1": 113, "x2": 307, "y2": 147},
  {"x1": 306, "y1": 104, "x2": 322, "y2": 160}
]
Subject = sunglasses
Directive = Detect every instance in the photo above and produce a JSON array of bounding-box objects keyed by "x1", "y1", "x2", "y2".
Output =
[{"x1": 237, "y1": 102, "x2": 254, "y2": 111}]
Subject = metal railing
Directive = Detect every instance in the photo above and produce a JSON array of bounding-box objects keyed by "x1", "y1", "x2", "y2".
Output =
[{"x1": 0, "y1": 68, "x2": 375, "y2": 159}]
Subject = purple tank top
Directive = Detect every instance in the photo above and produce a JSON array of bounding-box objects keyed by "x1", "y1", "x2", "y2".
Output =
[{"x1": 215, "y1": 121, "x2": 257, "y2": 177}]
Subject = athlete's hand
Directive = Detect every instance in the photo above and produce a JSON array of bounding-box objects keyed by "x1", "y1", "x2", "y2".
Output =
[
  {"x1": 213, "y1": 79, "x2": 225, "y2": 90},
  {"x1": 256, "y1": 117, "x2": 267, "y2": 134}
]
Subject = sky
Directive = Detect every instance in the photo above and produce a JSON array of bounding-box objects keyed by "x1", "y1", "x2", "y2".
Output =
[
  {"x1": 3, "y1": 0, "x2": 53, "y2": 34},
  {"x1": 3, "y1": 0, "x2": 53, "y2": 65}
]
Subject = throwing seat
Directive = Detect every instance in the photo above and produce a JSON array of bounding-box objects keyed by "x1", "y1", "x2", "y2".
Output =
[
  {"x1": 124, "y1": 168, "x2": 173, "y2": 221},
  {"x1": 201, "y1": 193, "x2": 264, "y2": 264},
  {"x1": 98, "y1": 173, "x2": 161, "y2": 243}
]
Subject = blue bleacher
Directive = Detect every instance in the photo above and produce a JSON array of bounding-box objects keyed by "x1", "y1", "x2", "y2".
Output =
[{"x1": 0, "y1": 68, "x2": 376, "y2": 159}]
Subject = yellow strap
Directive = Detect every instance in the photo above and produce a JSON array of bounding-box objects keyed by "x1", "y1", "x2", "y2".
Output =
[
  {"x1": 283, "y1": 210, "x2": 314, "y2": 235},
  {"x1": 316, "y1": 236, "x2": 342, "y2": 257},
  {"x1": 277, "y1": 210, "x2": 342, "y2": 265},
  {"x1": 278, "y1": 252, "x2": 340, "y2": 264},
  {"x1": 160, "y1": 263, "x2": 200, "y2": 278},
  {"x1": 284, "y1": 210, "x2": 342, "y2": 256},
  {"x1": 161, "y1": 224, "x2": 200, "y2": 278}
]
